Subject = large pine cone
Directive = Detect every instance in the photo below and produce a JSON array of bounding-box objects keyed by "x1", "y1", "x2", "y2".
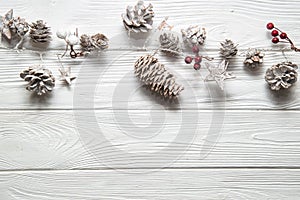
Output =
[
  {"x1": 181, "y1": 25, "x2": 206, "y2": 47},
  {"x1": 220, "y1": 39, "x2": 238, "y2": 59},
  {"x1": 159, "y1": 32, "x2": 182, "y2": 55},
  {"x1": 121, "y1": 0, "x2": 154, "y2": 33},
  {"x1": 80, "y1": 33, "x2": 109, "y2": 51},
  {"x1": 134, "y1": 54, "x2": 184, "y2": 97},
  {"x1": 265, "y1": 62, "x2": 298, "y2": 91},
  {"x1": 20, "y1": 66, "x2": 55, "y2": 95},
  {"x1": 29, "y1": 20, "x2": 51, "y2": 43}
]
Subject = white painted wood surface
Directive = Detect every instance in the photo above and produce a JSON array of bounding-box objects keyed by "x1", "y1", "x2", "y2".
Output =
[{"x1": 1, "y1": 0, "x2": 300, "y2": 199}]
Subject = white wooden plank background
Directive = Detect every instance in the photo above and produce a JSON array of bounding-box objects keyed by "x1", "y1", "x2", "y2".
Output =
[{"x1": 1, "y1": 0, "x2": 300, "y2": 199}]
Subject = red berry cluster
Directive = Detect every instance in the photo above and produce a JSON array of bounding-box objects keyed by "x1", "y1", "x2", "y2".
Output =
[
  {"x1": 266, "y1": 22, "x2": 299, "y2": 52},
  {"x1": 184, "y1": 45, "x2": 203, "y2": 70}
]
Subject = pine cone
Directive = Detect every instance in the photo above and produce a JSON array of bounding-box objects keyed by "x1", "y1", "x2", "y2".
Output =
[
  {"x1": 265, "y1": 62, "x2": 298, "y2": 91},
  {"x1": 181, "y1": 25, "x2": 206, "y2": 47},
  {"x1": 134, "y1": 54, "x2": 184, "y2": 97},
  {"x1": 121, "y1": 0, "x2": 154, "y2": 33},
  {"x1": 220, "y1": 39, "x2": 238, "y2": 59},
  {"x1": 20, "y1": 66, "x2": 55, "y2": 95},
  {"x1": 244, "y1": 48, "x2": 265, "y2": 68},
  {"x1": 29, "y1": 20, "x2": 51, "y2": 43},
  {"x1": 11, "y1": 17, "x2": 29, "y2": 37},
  {"x1": 159, "y1": 32, "x2": 182, "y2": 55},
  {"x1": 80, "y1": 33, "x2": 109, "y2": 51}
]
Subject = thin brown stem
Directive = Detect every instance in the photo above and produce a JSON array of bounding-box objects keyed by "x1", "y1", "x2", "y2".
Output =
[{"x1": 274, "y1": 26, "x2": 300, "y2": 52}]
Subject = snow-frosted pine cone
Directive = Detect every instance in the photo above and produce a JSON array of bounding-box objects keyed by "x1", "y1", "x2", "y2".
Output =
[
  {"x1": 134, "y1": 54, "x2": 184, "y2": 97},
  {"x1": 244, "y1": 48, "x2": 265, "y2": 69},
  {"x1": 159, "y1": 32, "x2": 182, "y2": 55},
  {"x1": 220, "y1": 39, "x2": 238, "y2": 59},
  {"x1": 20, "y1": 66, "x2": 55, "y2": 95},
  {"x1": 11, "y1": 17, "x2": 29, "y2": 37},
  {"x1": 181, "y1": 25, "x2": 206, "y2": 47},
  {"x1": 29, "y1": 20, "x2": 51, "y2": 43},
  {"x1": 80, "y1": 33, "x2": 109, "y2": 51},
  {"x1": 265, "y1": 62, "x2": 298, "y2": 91},
  {"x1": 121, "y1": 0, "x2": 154, "y2": 33}
]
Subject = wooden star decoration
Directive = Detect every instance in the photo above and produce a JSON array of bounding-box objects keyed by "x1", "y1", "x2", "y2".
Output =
[{"x1": 59, "y1": 66, "x2": 76, "y2": 85}]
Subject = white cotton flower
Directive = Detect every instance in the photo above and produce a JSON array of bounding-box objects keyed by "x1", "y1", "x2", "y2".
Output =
[
  {"x1": 56, "y1": 29, "x2": 68, "y2": 39},
  {"x1": 66, "y1": 35, "x2": 79, "y2": 45}
]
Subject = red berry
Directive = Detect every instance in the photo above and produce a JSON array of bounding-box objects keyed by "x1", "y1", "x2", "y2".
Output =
[
  {"x1": 271, "y1": 30, "x2": 279, "y2": 37},
  {"x1": 192, "y1": 45, "x2": 200, "y2": 53},
  {"x1": 194, "y1": 56, "x2": 202, "y2": 64},
  {"x1": 267, "y1": 23, "x2": 274, "y2": 30},
  {"x1": 280, "y1": 32, "x2": 288, "y2": 39},
  {"x1": 194, "y1": 63, "x2": 201, "y2": 70},
  {"x1": 272, "y1": 37, "x2": 279, "y2": 44},
  {"x1": 185, "y1": 56, "x2": 193, "y2": 64}
]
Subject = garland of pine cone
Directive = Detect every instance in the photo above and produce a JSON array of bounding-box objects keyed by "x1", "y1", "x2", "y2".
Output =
[
  {"x1": 20, "y1": 66, "x2": 55, "y2": 95},
  {"x1": 121, "y1": 0, "x2": 154, "y2": 33},
  {"x1": 134, "y1": 54, "x2": 184, "y2": 97},
  {"x1": 265, "y1": 62, "x2": 298, "y2": 91}
]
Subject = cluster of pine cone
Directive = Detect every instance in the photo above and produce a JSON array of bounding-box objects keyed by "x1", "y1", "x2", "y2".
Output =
[{"x1": 0, "y1": 9, "x2": 51, "y2": 45}]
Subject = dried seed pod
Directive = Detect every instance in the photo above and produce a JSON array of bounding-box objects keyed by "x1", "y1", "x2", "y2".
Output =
[
  {"x1": 265, "y1": 62, "x2": 298, "y2": 91},
  {"x1": 181, "y1": 25, "x2": 206, "y2": 47},
  {"x1": 244, "y1": 48, "x2": 265, "y2": 69},
  {"x1": 220, "y1": 39, "x2": 238, "y2": 59},
  {"x1": 29, "y1": 20, "x2": 51, "y2": 43},
  {"x1": 134, "y1": 54, "x2": 184, "y2": 98},
  {"x1": 121, "y1": 0, "x2": 154, "y2": 33},
  {"x1": 80, "y1": 33, "x2": 109, "y2": 51},
  {"x1": 159, "y1": 32, "x2": 182, "y2": 55},
  {"x1": 20, "y1": 66, "x2": 55, "y2": 95}
]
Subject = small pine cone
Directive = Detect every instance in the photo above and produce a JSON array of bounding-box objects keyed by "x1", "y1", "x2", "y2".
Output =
[
  {"x1": 121, "y1": 0, "x2": 154, "y2": 33},
  {"x1": 265, "y1": 62, "x2": 298, "y2": 91},
  {"x1": 20, "y1": 66, "x2": 55, "y2": 95},
  {"x1": 159, "y1": 32, "x2": 182, "y2": 55},
  {"x1": 181, "y1": 25, "x2": 206, "y2": 47},
  {"x1": 29, "y1": 20, "x2": 51, "y2": 43},
  {"x1": 220, "y1": 39, "x2": 238, "y2": 59},
  {"x1": 11, "y1": 17, "x2": 29, "y2": 37},
  {"x1": 134, "y1": 54, "x2": 184, "y2": 98},
  {"x1": 80, "y1": 33, "x2": 109, "y2": 51},
  {"x1": 244, "y1": 48, "x2": 265, "y2": 68}
]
